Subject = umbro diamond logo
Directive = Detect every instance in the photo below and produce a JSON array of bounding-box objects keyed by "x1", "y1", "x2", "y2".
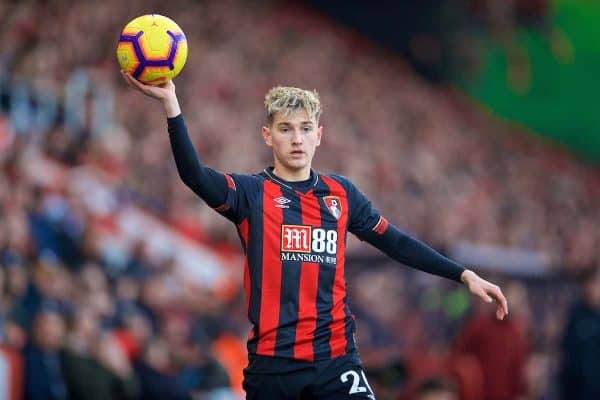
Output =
[
  {"x1": 274, "y1": 196, "x2": 291, "y2": 204},
  {"x1": 274, "y1": 196, "x2": 291, "y2": 208}
]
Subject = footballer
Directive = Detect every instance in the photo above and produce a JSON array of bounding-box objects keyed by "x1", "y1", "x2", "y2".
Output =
[{"x1": 121, "y1": 72, "x2": 508, "y2": 400}]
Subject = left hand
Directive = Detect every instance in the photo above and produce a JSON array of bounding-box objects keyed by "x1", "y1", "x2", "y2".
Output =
[{"x1": 461, "y1": 269, "x2": 509, "y2": 320}]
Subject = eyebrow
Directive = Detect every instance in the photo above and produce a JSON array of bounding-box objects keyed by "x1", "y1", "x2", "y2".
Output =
[{"x1": 276, "y1": 121, "x2": 314, "y2": 127}]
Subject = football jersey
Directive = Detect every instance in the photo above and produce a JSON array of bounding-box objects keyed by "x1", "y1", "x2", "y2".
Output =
[
  {"x1": 167, "y1": 113, "x2": 465, "y2": 371},
  {"x1": 214, "y1": 167, "x2": 387, "y2": 363}
]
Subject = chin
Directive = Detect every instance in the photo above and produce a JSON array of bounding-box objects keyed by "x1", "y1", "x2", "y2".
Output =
[{"x1": 286, "y1": 160, "x2": 308, "y2": 170}]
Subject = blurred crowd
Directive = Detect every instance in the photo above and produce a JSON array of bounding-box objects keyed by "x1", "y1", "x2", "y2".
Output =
[
  {"x1": 306, "y1": 0, "x2": 572, "y2": 92},
  {"x1": 1, "y1": 1, "x2": 600, "y2": 399},
  {"x1": 2, "y1": 0, "x2": 599, "y2": 267}
]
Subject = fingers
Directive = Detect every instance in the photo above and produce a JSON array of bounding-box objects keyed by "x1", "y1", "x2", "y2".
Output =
[
  {"x1": 482, "y1": 292, "x2": 493, "y2": 303},
  {"x1": 496, "y1": 304, "x2": 505, "y2": 321},
  {"x1": 498, "y1": 289, "x2": 509, "y2": 319},
  {"x1": 469, "y1": 276, "x2": 509, "y2": 320},
  {"x1": 120, "y1": 70, "x2": 140, "y2": 90},
  {"x1": 487, "y1": 284, "x2": 509, "y2": 320},
  {"x1": 120, "y1": 70, "x2": 165, "y2": 100},
  {"x1": 121, "y1": 70, "x2": 148, "y2": 93},
  {"x1": 120, "y1": 70, "x2": 133, "y2": 87},
  {"x1": 473, "y1": 285, "x2": 493, "y2": 303}
]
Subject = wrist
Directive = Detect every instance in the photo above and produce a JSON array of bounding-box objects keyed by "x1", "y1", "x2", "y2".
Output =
[
  {"x1": 162, "y1": 95, "x2": 181, "y2": 118},
  {"x1": 461, "y1": 269, "x2": 477, "y2": 285}
]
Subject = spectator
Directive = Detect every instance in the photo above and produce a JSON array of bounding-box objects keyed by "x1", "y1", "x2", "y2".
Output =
[
  {"x1": 454, "y1": 281, "x2": 530, "y2": 400},
  {"x1": 134, "y1": 337, "x2": 190, "y2": 400},
  {"x1": 175, "y1": 328, "x2": 231, "y2": 398},
  {"x1": 23, "y1": 308, "x2": 67, "y2": 400},
  {"x1": 0, "y1": 2, "x2": 598, "y2": 399},
  {"x1": 62, "y1": 307, "x2": 140, "y2": 400},
  {"x1": 560, "y1": 267, "x2": 600, "y2": 400}
]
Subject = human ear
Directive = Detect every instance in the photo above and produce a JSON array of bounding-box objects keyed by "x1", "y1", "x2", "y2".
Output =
[
  {"x1": 316, "y1": 125, "x2": 323, "y2": 146},
  {"x1": 262, "y1": 126, "x2": 273, "y2": 147}
]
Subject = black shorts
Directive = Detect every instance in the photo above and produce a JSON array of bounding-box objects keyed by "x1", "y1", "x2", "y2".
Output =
[{"x1": 242, "y1": 354, "x2": 376, "y2": 400}]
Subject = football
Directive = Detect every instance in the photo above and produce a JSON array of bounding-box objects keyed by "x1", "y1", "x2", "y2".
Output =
[{"x1": 117, "y1": 14, "x2": 188, "y2": 85}]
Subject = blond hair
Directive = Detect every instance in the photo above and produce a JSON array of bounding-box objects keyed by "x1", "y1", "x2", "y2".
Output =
[{"x1": 264, "y1": 86, "x2": 322, "y2": 125}]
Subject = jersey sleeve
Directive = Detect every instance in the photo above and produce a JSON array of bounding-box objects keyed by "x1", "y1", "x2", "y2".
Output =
[
  {"x1": 344, "y1": 178, "x2": 387, "y2": 240},
  {"x1": 344, "y1": 178, "x2": 465, "y2": 282},
  {"x1": 168, "y1": 114, "x2": 259, "y2": 224},
  {"x1": 214, "y1": 173, "x2": 260, "y2": 224}
]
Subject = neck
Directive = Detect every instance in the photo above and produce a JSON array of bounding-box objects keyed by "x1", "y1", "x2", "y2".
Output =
[{"x1": 272, "y1": 162, "x2": 311, "y2": 182}]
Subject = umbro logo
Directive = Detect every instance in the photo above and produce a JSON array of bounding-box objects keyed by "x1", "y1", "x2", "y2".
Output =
[{"x1": 274, "y1": 196, "x2": 291, "y2": 208}]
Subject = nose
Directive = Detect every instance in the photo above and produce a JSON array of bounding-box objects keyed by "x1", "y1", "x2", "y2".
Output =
[{"x1": 291, "y1": 131, "x2": 303, "y2": 145}]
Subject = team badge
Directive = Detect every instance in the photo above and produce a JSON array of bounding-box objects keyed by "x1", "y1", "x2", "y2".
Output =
[{"x1": 323, "y1": 196, "x2": 342, "y2": 220}]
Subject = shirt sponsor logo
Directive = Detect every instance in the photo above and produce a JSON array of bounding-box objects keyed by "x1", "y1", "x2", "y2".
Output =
[
  {"x1": 281, "y1": 225, "x2": 311, "y2": 252},
  {"x1": 280, "y1": 225, "x2": 338, "y2": 265},
  {"x1": 281, "y1": 253, "x2": 328, "y2": 263}
]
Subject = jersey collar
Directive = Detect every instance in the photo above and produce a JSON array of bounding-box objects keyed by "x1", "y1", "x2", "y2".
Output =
[{"x1": 262, "y1": 166, "x2": 320, "y2": 190}]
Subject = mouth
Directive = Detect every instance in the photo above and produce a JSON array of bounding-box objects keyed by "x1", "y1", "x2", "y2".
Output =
[{"x1": 290, "y1": 150, "x2": 305, "y2": 157}]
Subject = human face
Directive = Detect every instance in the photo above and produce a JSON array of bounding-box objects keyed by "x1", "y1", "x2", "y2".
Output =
[
  {"x1": 262, "y1": 110, "x2": 322, "y2": 181},
  {"x1": 34, "y1": 312, "x2": 66, "y2": 351}
]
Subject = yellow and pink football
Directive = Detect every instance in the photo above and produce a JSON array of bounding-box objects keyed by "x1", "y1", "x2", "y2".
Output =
[{"x1": 117, "y1": 14, "x2": 188, "y2": 85}]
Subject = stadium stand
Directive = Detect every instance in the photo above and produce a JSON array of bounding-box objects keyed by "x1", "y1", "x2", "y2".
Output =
[{"x1": 1, "y1": 1, "x2": 598, "y2": 399}]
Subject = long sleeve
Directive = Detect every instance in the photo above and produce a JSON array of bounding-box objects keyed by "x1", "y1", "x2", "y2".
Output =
[
  {"x1": 337, "y1": 174, "x2": 465, "y2": 282},
  {"x1": 167, "y1": 114, "x2": 228, "y2": 208},
  {"x1": 360, "y1": 223, "x2": 465, "y2": 282}
]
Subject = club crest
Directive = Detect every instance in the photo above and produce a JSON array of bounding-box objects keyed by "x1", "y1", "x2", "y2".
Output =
[{"x1": 324, "y1": 196, "x2": 342, "y2": 220}]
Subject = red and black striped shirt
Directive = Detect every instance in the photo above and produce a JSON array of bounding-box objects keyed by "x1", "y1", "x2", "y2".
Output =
[{"x1": 168, "y1": 114, "x2": 465, "y2": 370}]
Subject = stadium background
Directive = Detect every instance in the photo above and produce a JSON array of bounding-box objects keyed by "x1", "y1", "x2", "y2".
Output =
[{"x1": 0, "y1": 0, "x2": 599, "y2": 399}]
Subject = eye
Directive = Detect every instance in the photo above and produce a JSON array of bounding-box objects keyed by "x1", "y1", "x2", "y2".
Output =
[
  {"x1": 281, "y1": 128, "x2": 289, "y2": 133},
  {"x1": 303, "y1": 127, "x2": 311, "y2": 132}
]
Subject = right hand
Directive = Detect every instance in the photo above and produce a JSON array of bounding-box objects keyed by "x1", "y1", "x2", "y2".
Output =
[
  {"x1": 121, "y1": 70, "x2": 181, "y2": 117},
  {"x1": 120, "y1": 70, "x2": 175, "y2": 101}
]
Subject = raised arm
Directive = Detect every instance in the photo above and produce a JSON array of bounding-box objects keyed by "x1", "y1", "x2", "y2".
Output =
[{"x1": 121, "y1": 72, "x2": 227, "y2": 208}]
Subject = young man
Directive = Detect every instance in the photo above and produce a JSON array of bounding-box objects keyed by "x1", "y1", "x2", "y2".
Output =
[{"x1": 121, "y1": 72, "x2": 508, "y2": 400}]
